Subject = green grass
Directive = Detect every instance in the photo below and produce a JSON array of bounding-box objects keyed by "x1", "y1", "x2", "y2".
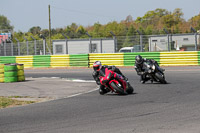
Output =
[{"x1": 0, "y1": 96, "x2": 35, "y2": 109}]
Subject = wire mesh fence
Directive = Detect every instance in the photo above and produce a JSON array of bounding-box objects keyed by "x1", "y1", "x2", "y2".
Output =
[
  {"x1": 0, "y1": 33, "x2": 199, "y2": 56},
  {"x1": 116, "y1": 33, "x2": 200, "y2": 52},
  {"x1": 0, "y1": 40, "x2": 48, "y2": 56}
]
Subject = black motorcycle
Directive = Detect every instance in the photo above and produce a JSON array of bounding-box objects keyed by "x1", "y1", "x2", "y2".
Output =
[{"x1": 143, "y1": 60, "x2": 167, "y2": 84}]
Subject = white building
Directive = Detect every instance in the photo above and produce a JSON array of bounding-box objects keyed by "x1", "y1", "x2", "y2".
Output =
[
  {"x1": 53, "y1": 38, "x2": 115, "y2": 55},
  {"x1": 149, "y1": 34, "x2": 200, "y2": 51}
]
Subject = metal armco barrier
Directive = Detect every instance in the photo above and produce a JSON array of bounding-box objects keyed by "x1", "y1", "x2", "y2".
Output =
[
  {"x1": 1, "y1": 51, "x2": 200, "y2": 68},
  {"x1": 16, "y1": 56, "x2": 33, "y2": 68},
  {"x1": 51, "y1": 55, "x2": 70, "y2": 68},
  {"x1": 33, "y1": 55, "x2": 51, "y2": 68},
  {"x1": 124, "y1": 52, "x2": 160, "y2": 66},
  {"x1": 89, "y1": 53, "x2": 124, "y2": 67},
  {"x1": 69, "y1": 54, "x2": 89, "y2": 67},
  {"x1": 160, "y1": 51, "x2": 198, "y2": 66},
  {"x1": 0, "y1": 56, "x2": 16, "y2": 64}
]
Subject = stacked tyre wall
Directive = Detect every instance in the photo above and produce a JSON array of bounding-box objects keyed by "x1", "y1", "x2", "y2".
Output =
[
  {"x1": 0, "y1": 63, "x2": 25, "y2": 83},
  {"x1": 0, "y1": 64, "x2": 4, "y2": 83},
  {"x1": 0, "y1": 51, "x2": 200, "y2": 68}
]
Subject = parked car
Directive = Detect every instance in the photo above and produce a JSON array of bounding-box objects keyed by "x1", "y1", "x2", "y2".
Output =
[
  {"x1": 119, "y1": 45, "x2": 144, "y2": 53},
  {"x1": 119, "y1": 47, "x2": 134, "y2": 53}
]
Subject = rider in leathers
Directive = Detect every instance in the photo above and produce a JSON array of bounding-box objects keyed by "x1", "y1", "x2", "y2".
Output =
[
  {"x1": 135, "y1": 55, "x2": 163, "y2": 83},
  {"x1": 92, "y1": 61, "x2": 128, "y2": 95}
]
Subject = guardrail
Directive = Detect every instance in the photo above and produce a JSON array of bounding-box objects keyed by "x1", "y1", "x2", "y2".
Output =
[
  {"x1": 70, "y1": 54, "x2": 89, "y2": 67},
  {"x1": 160, "y1": 51, "x2": 198, "y2": 66},
  {"x1": 124, "y1": 52, "x2": 160, "y2": 66},
  {"x1": 1, "y1": 51, "x2": 200, "y2": 68},
  {"x1": 89, "y1": 53, "x2": 124, "y2": 67}
]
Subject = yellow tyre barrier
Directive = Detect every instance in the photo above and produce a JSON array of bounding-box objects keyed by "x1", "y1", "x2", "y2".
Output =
[
  {"x1": 0, "y1": 64, "x2": 4, "y2": 69},
  {"x1": 17, "y1": 64, "x2": 24, "y2": 70},
  {"x1": 18, "y1": 75, "x2": 25, "y2": 82},
  {"x1": 0, "y1": 68, "x2": 4, "y2": 73},
  {"x1": 0, "y1": 73, "x2": 4, "y2": 78},
  {"x1": 0, "y1": 77, "x2": 4, "y2": 83},
  {"x1": 17, "y1": 70, "x2": 24, "y2": 76}
]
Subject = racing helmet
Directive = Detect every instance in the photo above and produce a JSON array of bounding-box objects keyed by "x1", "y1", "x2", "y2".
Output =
[
  {"x1": 93, "y1": 61, "x2": 102, "y2": 71},
  {"x1": 135, "y1": 55, "x2": 143, "y2": 64}
]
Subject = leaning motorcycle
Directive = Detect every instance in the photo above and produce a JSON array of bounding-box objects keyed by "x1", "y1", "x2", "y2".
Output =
[
  {"x1": 143, "y1": 60, "x2": 167, "y2": 84},
  {"x1": 99, "y1": 68, "x2": 134, "y2": 95}
]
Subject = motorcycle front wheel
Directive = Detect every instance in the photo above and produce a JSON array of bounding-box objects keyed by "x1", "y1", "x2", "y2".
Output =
[
  {"x1": 126, "y1": 83, "x2": 134, "y2": 94},
  {"x1": 155, "y1": 72, "x2": 167, "y2": 84},
  {"x1": 110, "y1": 82, "x2": 127, "y2": 95}
]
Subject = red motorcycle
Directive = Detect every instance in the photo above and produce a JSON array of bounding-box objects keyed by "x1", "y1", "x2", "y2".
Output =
[{"x1": 99, "y1": 68, "x2": 134, "y2": 95}]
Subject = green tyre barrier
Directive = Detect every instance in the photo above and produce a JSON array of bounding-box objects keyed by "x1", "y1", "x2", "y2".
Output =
[
  {"x1": 17, "y1": 70, "x2": 24, "y2": 76},
  {"x1": 4, "y1": 71, "x2": 18, "y2": 77},
  {"x1": 4, "y1": 77, "x2": 18, "y2": 83},
  {"x1": 0, "y1": 77, "x2": 4, "y2": 83},
  {"x1": 18, "y1": 76, "x2": 25, "y2": 81},
  {"x1": 4, "y1": 64, "x2": 17, "y2": 72}
]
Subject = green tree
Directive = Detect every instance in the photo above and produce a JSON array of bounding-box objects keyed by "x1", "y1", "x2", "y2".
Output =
[
  {"x1": 145, "y1": 25, "x2": 153, "y2": 35},
  {"x1": 52, "y1": 33, "x2": 64, "y2": 40},
  {"x1": 0, "y1": 15, "x2": 14, "y2": 31},
  {"x1": 41, "y1": 29, "x2": 49, "y2": 38},
  {"x1": 76, "y1": 25, "x2": 86, "y2": 38},
  {"x1": 161, "y1": 14, "x2": 175, "y2": 29},
  {"x1": 123, "y1": 25, "x2": 137, "y2": 47},
  {"x1": 91, "y1": 22, "x2": 103, "y2": 37},
  {"x1": 63, "y1": 23, "x2": 78, "y2": 38},
  {"x1": 28, "y1": 26, "x2": 41, "y2": 35},
  {"x1": 173, "y1": 8, "x2": 184, "y2": 24},
  {"x1": 189, "y1": 13, "x2": 200, "y2": 30}
]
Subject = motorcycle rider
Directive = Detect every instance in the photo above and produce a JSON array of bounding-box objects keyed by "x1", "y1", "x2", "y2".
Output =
[
  {"x1": 135, "y1": 55, "x2": 164, "y2": 83},
  {"x1": 92, "y1": 61, "x2": 128, "y2": 95}
]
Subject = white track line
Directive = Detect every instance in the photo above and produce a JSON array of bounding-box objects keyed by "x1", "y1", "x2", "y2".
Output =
[{"x1": 66, "y1": 88, "x2": 99, "y2": 98}]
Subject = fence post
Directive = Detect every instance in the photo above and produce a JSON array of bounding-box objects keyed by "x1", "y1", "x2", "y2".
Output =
[
  {"x1": 4, "y1": 40, "x2": 6, "y2": 56},
  {"x1": 43, "y1": 39, "x2": 46, "y2": 55},
  {"x1": 140, "y1": 35, "x2": 143, "y2": 52},
  {"x1": 31, "y1": 36, "x2": 37, "y2": 55},
  {"x1": 23, "y1": 37, "x2": 29, "y2": 55},
  {"x1": 9, "y1": 39, "x2": 13, "y2": 56},
  {"x1": 61, "y1": 33, "x2": 69, "y2": 54},
  {"x1": 110, "y1": 31, "x2": 117, "y2": 53},
  {"x1": 0, "y1": 39, "x2": 2, "y2": 55},
  {"x1": 14, "y1": 38, "x2": 20, "y2": 56},
  {"x1": 86, "y1": 32, "x2": 92, "y2": 53},
  {"x1": 195, "y1": 33, "x2": 197, "y2": 51},
  {"x1": 149, "y1": 36, "x2": 151, "y2": 52},
  {"x1": 170, "y1": 34, "x2": 173, "y2": 51},
  {"x1": 167, "y1": 34, "x2": 170, "y2": 51},
  {"x1": 65, "y1": 39, "x2": 68, "y2": 54},
  {"x1": 100, "y1": 39, "x2": 102, "y2": 53}
]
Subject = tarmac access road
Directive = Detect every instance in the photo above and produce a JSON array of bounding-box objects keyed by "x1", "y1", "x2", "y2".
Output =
[{"x1": 1, "y1": 66, "x2": 200, "y2": 133}]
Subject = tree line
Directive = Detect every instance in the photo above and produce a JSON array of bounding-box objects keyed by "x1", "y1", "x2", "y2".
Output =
[{"x1": 0, "y1": 8, "x2": 200, "y2": 43}]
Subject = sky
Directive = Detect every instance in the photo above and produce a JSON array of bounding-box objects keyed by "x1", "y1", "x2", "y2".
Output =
[{"x1": 0, "y1": 0, "x2": 200, "y2": 32}]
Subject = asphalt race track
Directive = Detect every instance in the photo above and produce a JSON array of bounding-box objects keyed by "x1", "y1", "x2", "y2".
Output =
[{"x1": 1, "y1": 66, "x2": 200, "y2": 133}]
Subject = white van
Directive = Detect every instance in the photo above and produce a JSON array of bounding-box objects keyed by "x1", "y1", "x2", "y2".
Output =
[{"x1": 119, "y1": 47, "x2": 134, "y2": 53}]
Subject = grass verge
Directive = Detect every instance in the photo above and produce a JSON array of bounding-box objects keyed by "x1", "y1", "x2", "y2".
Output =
[{"x1": 0, "y1": 96, "x2": 35, "y2": 109}]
